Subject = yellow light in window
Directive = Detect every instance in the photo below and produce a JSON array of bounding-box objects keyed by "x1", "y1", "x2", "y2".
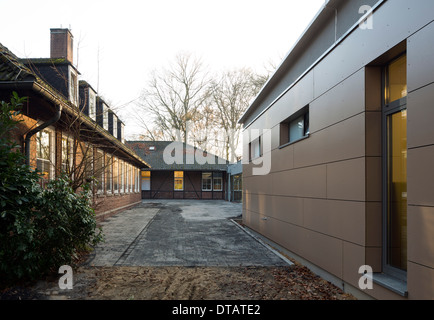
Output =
[{"x1": 141, "y1": 171, "x2": 151, "y2": 177}]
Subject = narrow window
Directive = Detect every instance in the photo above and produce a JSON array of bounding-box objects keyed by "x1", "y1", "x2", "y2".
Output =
[
  {"x1": 88, "y1": 90, "x2": 96, "y2": 121},
  {"x1": 383, "y1": 53, "x2": 407, "y2": 275},
  {"x1": 250, "y1": 137, "x2": 261, "y2": 161},
  {"x1": 174, "y1": 171, "x2": 184, "y2": 191},
  {"x1": 202, "y1": 172, "x2": 212, "y2": 191},
  {"x1": 141, "y1": 171, "x2": 151, "y2": 191},
  {"x1": 36, "y1": 129, "x2": 54, "y2": 183},
  {"x1": 61, "y1": 135, "x2": 73, "y2": 175},
  {"x1": 113, "y1": 157, "x2": 119, "y2": 193},
  {"x1": 95, "y1": 150, "x2": 104, "y2": 194},
  {"x1": 105, "y1": 155, "x2": 113, "y2": 194},
  {"x1": 213, "y1": 172, "x2": 223, "y2": 191}
]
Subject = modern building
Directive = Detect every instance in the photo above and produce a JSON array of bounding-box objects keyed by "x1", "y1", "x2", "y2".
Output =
[
  {"x1": 127, "y1": 141, "x2": 229, "y2": 200},
  {"x1": 239, "y1": 0, "x2": 434, "y2": 299},
  {"x1": 0, "y1": 28, "x2": 149, "y2": 221}
]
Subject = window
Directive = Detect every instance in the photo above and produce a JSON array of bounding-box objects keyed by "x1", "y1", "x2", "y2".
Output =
[
  {"x1": 113, "y1": 115, "x2": 118, "y2": 138},
  {"x1": 233, "y1": 174, "x2": 242, "y2": 191},
  {"x1": 174, "y1": 171, "x2": 184, "y2": 191},
  {"x1": 250, "y1": 137, "x2": 261, "y2": 161},
  {"x1": 113, "y1": 157, "x2": 119, "y2": 193},
  {"x1": 61, "y1": 135, "x2": 73, "y2": 175},
  {"x1": 383, "y1": 54, "x2": 408, "y2": 274},
  {"x1": 280, "y1": 106, "x2": 310, "y2": 146},
  {"x1": 36, "y1": 129, "x2": 54, "y2": 182},
  {"x1": 95, "y1": 150, "x2": 104, "y2": 194},
  {"x1": 202, "y1": 173, "x2": 212, "y2": 191},
  {"x1": 69, "y1": 69, "x2": 78, "y2": 106},
  {"x1": 89, "y1": 90, "x2": 96, "y2": 121},
  {"x1": 120, "y1": 160, "x2": 124, "y2": 193},
  {"x1": 213, "y1": 172, "x2": 223, "y2": 191},
  {"x1": 105, "y1": 155, "x2": 113, "y2": 193},
  {"x1": 141, "y1": 171, "x2": 151, "y2": 191},
  {"x1": 103, "y1": 106, "x2": 109, "y2": 131}
]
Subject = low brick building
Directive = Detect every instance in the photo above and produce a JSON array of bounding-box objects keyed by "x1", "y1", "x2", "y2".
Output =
[
  {"x1": 0, "y1": 28, "x2": 149, "y2": 220},
  {"x1": 127, "y1": 141, "x2": 229, "y2": 200}
]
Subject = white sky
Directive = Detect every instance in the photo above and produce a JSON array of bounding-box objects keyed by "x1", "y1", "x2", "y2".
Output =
[{"x1": 0, "y1": 0, "x2": 325, "y2": 138}]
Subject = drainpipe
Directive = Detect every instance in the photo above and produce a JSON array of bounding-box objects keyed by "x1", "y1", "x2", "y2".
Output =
[{"x1": 25, "y1": 104, "x2": 62, "y2": 166}]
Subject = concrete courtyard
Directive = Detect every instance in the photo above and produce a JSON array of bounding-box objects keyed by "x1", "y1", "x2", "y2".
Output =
[{"x1": 86, "y1": 200, "x2": 292, "y2": 267}]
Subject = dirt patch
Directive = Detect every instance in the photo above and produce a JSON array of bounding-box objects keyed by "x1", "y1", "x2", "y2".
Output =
[{"x1": 1, "y1": 261, "x2": 356, "y2": 300}]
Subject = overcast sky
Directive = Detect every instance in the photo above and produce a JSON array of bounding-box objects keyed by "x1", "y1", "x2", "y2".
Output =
[{"x1": 0, "y1": 0, "x2": 325, "y2": 138}]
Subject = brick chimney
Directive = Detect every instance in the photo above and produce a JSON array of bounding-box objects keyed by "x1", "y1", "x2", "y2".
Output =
[{"x1": 50, "y1": 28, "x2": 73, "y2": 64}]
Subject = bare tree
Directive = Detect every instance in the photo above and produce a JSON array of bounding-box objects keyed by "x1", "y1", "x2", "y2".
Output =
[
  {"x1": 208, "y1": 68, "x2": 268, "y2": 162},
  {"x1": 137, "y1": 52, "x2": 210, "y2": 143}
]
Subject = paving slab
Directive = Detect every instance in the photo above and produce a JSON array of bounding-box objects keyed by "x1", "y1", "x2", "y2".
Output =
[{"x1": 86, "y1": 200, "x2": 292, "y2": 267}]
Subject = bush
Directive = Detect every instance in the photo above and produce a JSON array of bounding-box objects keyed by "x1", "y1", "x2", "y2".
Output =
[{"x1": 0, "y1": 93, "x2": 103, "y2": 285}]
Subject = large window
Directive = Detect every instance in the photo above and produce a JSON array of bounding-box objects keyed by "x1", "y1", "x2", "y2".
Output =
[
  {"x1": 383, "y1": 54, "x2": 407, "y2": 274},
  {"x1": 36, "y1": 129, "x2": 54, "y2": 182},
  {"x1": 174, "y1": 171, "x2": 184, "y2": 191}
]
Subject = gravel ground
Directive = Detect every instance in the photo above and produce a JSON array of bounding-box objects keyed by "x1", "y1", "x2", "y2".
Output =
[{"x1": 0, "y1": 257, "x2": 355, "y2": 300}]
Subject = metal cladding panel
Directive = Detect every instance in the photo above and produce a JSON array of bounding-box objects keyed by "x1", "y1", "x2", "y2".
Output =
[{"x1": 408, "y1": 21, "x2": 434, "y2": 93}]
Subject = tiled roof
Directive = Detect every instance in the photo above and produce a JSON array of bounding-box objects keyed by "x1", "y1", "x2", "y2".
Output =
[
  {"x1": 126, "y1": 141, "x2": 229, "y2": 171},
  {"x1": 0, "y1": 43, "x2": 34, "y2": 82}
]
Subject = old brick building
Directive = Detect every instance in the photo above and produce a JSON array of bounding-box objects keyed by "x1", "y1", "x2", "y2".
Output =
[{"x1": 0, "y1": 28, "x2": 149, "y2": 220}]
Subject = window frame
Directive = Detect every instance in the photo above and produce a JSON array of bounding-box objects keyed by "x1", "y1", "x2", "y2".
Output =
[
  {"x1": 36, "y1": 127, "x2": 55, "y2": 182},
  {"x1": 279, "y1": 105, "x2": 310, "y2": 148},
  {"x1": 141, "y1": 170, "x2": 151, "y2": 191},
  {"x1": 213, "y1": 172, "x2": 223, "y2": 192},
  {"x1": 249, "y1": 137, "x2": 262, "y2": 162},
  {"x1": 174, "y1": 171, "x2": 184, "y2": 191},
  {"x1": 381, "y1": 53, "x2": 408, "y2": 280},
  {"x1": 202, "y1": 172, "x2": 212, "y2": 191}
]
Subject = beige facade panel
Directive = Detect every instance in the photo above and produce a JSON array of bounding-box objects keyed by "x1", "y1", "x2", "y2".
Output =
[
  {"x1": 271, "y1": 165, "x2": 327, "y2": 199},
  {"x1": 407, "y1": 145, "x2": 434, "y2": 207},
  {"x1": 310, "y1": 69, "x2": 365, "y2": 134},
  {"x1": 408, "y1": 262, "x2": 434, "y2": 300},
  {"x1": 303, "y1": 198, "x2": 366, "y2": 245},
  {"x1": 244, "y1": 193, "x2": 304, "y2": 227},
  {"x1": 270, "y1": 145, "x2": 294, "y2": 173},
  {"x1": 293, "y1": 113, "x2": 365, "y2": 168},
  {"x1": 312, "y1": 0, "x2": 434, "y2": 100},
  {"x1": 342, "y1": 241, "x2": 366, "y2": 287},
  {"x1": 407, "y1": 83, "x2": 434, "y2": 149},
  {"x1": 365, "y1": 202, "x2": 382, "y2": 247},
  {"x1": 407, "y1": 21, "x2": 434, "y2": 93},
  {"x1": 327, "y1": 157, "x2": 366, "y2": 202},
  {"x1": 408, "y1": 205, "x2": 434, "y2": 269},
  {"x1": 366, "y1": 157, "x2": 382, "y2": 202},
  {"x1": 243, "y1": 173, "x2": 273, "y2": 196}
]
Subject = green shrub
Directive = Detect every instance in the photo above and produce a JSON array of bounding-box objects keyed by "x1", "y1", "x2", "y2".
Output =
[{"x1": 0, "y1": 93, "x2": 103, "y2": 285}]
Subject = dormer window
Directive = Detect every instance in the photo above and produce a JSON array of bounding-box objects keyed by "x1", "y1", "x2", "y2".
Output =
[
  {"x1": 88, "y1": 90, "x2": 96, "y2": 121},
  {"x1": 103, "y1": 105, "x2": 109, "y2": 131},
  {"x1": 69, "y1": 68, "x2": 78, "y2": 106}
]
